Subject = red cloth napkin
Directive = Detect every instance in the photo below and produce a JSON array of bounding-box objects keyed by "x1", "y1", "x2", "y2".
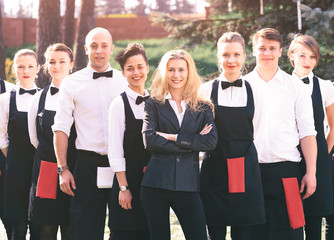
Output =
[
  {"x1": 36, "y1": 160, "x2": 58, "y2": 199},
  {"x1": 282, "y1": 177, "x2": 305, "y2": 229},
  {"x1": 227, "y1": 157, "x2": 245, "y2": 193}
]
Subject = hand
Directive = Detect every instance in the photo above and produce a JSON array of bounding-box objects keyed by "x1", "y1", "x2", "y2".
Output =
[
  {"x1": 300, "y1": 172, "x2": 316, "y2": 199},
  {"x1": 156, "y1": 131, "x2": 176, "y2": 141},
  {"x1": 199, "y1": 124, "x2": 212, "y2": 135},
  {"x1": 59, "y1": 169, "x2": 76, "y2": 196},
  {"x1": 119, "y1": 189, "x2": 132, "y2": 210}
]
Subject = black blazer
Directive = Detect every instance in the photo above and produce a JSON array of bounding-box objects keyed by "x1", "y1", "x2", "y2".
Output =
[{"x1": 142, "y1": 98, "x2": 218, "y2": 192}]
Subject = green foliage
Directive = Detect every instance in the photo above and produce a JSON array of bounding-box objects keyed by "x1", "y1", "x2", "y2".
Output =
[
  {"x1": 150, "y1": 1, "x2": 334, "y2": 80},
  {"x1": 4, "y1": 39, "x2": 217, "y2": 88}
]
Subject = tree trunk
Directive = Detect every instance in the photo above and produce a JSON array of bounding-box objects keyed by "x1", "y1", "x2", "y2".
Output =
[
  {"x1": 74, "y1": 0, "x2": 95, "y2": 70},
  {"x1": 36, "y1": 0, "x2": 61, "y2": 88},
  {"x1": 63, "y1": 0, "x2": 75, "y2": 49},
  {"x1": 0, "y1": 0, "x2": 6, "y2": 80}
]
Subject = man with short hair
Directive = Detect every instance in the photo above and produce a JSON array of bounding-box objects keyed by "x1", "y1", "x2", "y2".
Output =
[
  {"x1": 245, "y1": 28, "x2": 317, "y2": 240},
  {"x1": 53, "y1": 27, "x2": 127, "y2": 239}
]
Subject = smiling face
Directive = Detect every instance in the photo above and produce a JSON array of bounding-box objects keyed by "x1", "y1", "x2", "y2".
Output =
[
  {"x1": 290, "y1": 44, "x2": 317, "y2": 77},
  {"x1": 253, "y1": 37, "x2": 282, "y2": 69},
  {"x1": 85, "y1": 29, "x2": 114, "y2": 72},
  {"x1": 122, "y1": 54, "x2": 149, "y2": 93},
  {"x1": 166, "y1": 59, "x2": 188, "y2": 93},
  {"x1": 14, "y1": 55, "x2": 39, "y2": 84},
  {"x1": 218, "y1": 41, "x2": 246, "y2": 80},
  {"x1": 47, "y1": 50, "x2": 74, "y2": 82}
]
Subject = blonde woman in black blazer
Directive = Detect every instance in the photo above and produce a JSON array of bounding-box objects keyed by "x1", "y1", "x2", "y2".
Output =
[{"x1": 141, "y1": 49, "x2": 218, "y2": 240}]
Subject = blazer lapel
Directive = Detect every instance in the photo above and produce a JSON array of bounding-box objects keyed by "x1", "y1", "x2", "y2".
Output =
[
  {"x1": 180, "y1": 107, "x2": 192, "y2": 131},
  {"x1": 158, "y1": 101, "x2": 181, "y2": 131}
]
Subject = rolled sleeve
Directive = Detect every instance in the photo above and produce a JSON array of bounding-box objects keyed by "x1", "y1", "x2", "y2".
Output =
[
  {"x1": 107, "y1": 96, "x2": 126, "y2": 172},
  {"x1": 52, "y1": 80, "x2": 74, "y2": 137},
  {"x1": 295, "y1": 87, "x2": 317, "y2": 139}
]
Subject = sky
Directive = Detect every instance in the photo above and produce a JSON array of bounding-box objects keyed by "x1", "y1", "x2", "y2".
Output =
[{"x1": 3, "y1": 0, "x2": 208, "y2": 18}]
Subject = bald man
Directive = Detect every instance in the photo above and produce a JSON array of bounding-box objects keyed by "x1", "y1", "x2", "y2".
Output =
[{"x1": 53, "y1": 27, "x2": 127, "y2": 239}]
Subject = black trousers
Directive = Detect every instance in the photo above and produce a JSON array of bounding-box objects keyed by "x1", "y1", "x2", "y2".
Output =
[
  {"x1": 140, "y1": 186, "x2": 207, "y2": 240},
  {"x1": 251, "y1": 162, "x2": 304, "y2": 240},
  {"x1": 110, "y1": 229, "x2": 150, "y2": 240},
  {"x1": 11, "y1": 219, "x2": 40, "y2": 240},
  {"x1": 69, "y1": 150, "x2": 110, "y2": 240},
  {"x1": 304, "y1": 215, "x2": 322, "y2": 240},
  {"x1": 326, "y1": 214, "x2": 334, "y2": 240},
  {"x1": 207, "y1": 225, "x2": 251, "y2": 240}
]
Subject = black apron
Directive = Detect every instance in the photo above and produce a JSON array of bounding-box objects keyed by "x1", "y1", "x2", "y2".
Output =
[
  {"x1": 4, "y1": 89, "x2": 36, "y2": 220},
  {"x1": 0, "y1": 80, "x2": 5, "y2": 93},
  {"x1": 0, "y1": 80, "x2": 6, "y2": 219},
  {"x1": 109, "y1": 92, "x2": 150, "y2": 230},
  {"x1": 29, "y1": 85, "x2": 77, "y2": 225},
  {"x1": 200, "y1": 79, "x2": 265, "y2": 226},
  {"x1": 300, "y1": 76, "x2": 333, "y2": 216}
]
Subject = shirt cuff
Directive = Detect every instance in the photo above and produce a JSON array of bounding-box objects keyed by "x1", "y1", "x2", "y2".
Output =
[
  {"x1": 109, "y1": 157, "x2": 126, "y2": 172},
  {"x1": 52, "y1": 124, "x2": 71, "y2": 137},
  {"x1": 0, "y1": 140, "x2": 9, "y2": 149},
  {"x1": 299, "y1": 130, "x2": 317, "y2": 139}
]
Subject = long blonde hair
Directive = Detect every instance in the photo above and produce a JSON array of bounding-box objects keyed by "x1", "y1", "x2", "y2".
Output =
[{"x1": 150, "y1": 49, "x2": 207, "y2": 112}]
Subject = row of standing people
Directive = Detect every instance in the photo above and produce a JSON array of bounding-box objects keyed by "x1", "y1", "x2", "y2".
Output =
[{"x1": 0, "y1": 26, "x2": 333, "y2": 240}]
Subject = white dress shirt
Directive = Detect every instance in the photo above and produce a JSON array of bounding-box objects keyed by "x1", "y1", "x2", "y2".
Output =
[
  {"x1": 199, "y1": 73, "x2": 247, "y2": 106},
  {"x1": 108, "y1": 86, "x2": 149, "y2": 172},
  {"x1": 166, "y1": 93, "x2": 188, "y2": 127},
  {"x1": 292, "y1": 71, "x2": 334, "y2": 135},
  {"x1": 52, "y1": 65, "x2": 127, "y2": 155},
  {"x1": 0, "y1": 84, "x2": 39, "y2": 149},
  {"x1": 28, "y1": 83, "x2": 59, "y2": 149},
  {"x1": 244, "y1": 68, "x2": 316, "y2": 163}
]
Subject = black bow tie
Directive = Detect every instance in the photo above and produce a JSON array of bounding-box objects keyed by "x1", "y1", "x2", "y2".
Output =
[
  {"x1": 301, "y1": 77, "x2": 310, "y2": 84},
  {"x1": 221, "y1": 79, "x2": 242, "y2": 90},
  {"x1": 50, "y1": 86, "x2": 59, "y2": 95},
  {"x1": 93, "y1": 70, "x2": 113, "y2": 79},
  {"x1": 136, "y1": 95, "x2": 149, "y2": 105},
  {"x1": 19, "y1": 88, "x2": 37, "y2": 95}
]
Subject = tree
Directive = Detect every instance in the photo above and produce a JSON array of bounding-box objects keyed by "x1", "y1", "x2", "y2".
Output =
[
  {"x1": 63, "y1": 0, "x2": 76, "y2": 49},
  {"x1": 155, "y1": 0, "x2": 171, "y2": 13},
  {"x1": 151, "y1": 0, "x2": 334, "y2": 79},
  {"x1": 36, "y1": 0, "x2": 61, "y2": 87},
  {"x1": 134, "y1": 0, "x2": 146, "y2": 16},
  {"x1": 74, "y1": 0, "x2": 95, "y2": 70},
  {"x1": 0, "y1": 0, "x2": 6, "y2": 80},
  {"x1": 105, "y1": 0, "x2": 125, "y2": 14}
]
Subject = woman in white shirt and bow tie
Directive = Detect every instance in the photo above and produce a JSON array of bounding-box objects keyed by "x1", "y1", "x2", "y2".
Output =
[
  {"x1": 199, "y1": 32, "x2": 265, "y2": 240},
  {"x1": 107, "y1": 42, "x2": 151, "y2": 240},
  {"x1": 0, "y1": 49, "x2": 40, "y2": 240},
  {"x1": 288, "y1": 34, "x2": 334, "y2": 240},
  {"x1": 28, "y1": 43, "x2": 76, "y2": 240}
]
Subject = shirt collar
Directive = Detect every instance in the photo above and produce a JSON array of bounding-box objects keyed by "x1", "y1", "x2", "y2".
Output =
[
  {"x1": 125, "y1": 86, "x2": 149, "y2": 101},
  {"x1": 86, "y1": 65, "x2": 113, "y2": 75},
  {"x1": 254, "y1": 66, "x2": 284, "y2": 82},
  {"x1": 165, "y1": 92, "x2": 188, "y2": 111},
  {"x1": 218, "y1": 72, "x2": 242, "y2": 82},
  {"x1": 16, "y1": 83, "x2": 38, "y2": 90},
  {"x1": 292, "y1": 70, "x2": 314, "y2": 81},
  {"x1": 50, "y1": 82, "x2": 58, "y2": 89}
]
